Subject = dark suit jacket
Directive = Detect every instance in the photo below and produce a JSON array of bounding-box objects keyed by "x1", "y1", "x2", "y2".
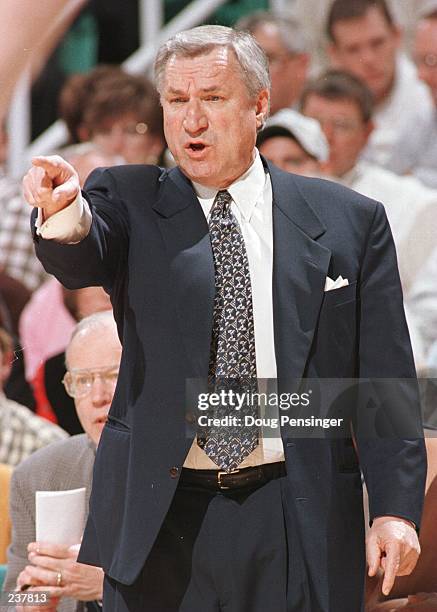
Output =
[{"x1": 33, "y1": 159, "x2": 427, "y2": 612}]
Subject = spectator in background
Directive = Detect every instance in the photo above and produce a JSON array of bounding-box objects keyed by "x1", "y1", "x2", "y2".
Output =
[
  {"x1": 0, "y1": 327, "x2": 67, "y2": 467},
  {"x1": 301, "y1": 70, "x2": 437, "y2": 366},
  {"x1": 411, "y1": 7, "x2": 437, "y2": 188},
  {"x1": 32, "y1": 286, "x2": 112, "y2": 435},
  {"x1": 4, "y1": 311, "x2": 121, "y2": 612},
  {"x1": 326, "y1": 0, "x2": 434, "y2": 175},
  {"x1": 59, "y1": 67, "x2": 165, "y2": 165},
  {"x1": 257, "y1": 108, "x2": 328, "y2": 176},
  {"x1": 235, "y1": 11, "x2": 310, "y2": 115}
]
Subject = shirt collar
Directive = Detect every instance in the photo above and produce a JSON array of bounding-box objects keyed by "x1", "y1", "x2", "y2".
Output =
[{"x1": 191, "y1": 149, "x2": 267, "y2": 222}]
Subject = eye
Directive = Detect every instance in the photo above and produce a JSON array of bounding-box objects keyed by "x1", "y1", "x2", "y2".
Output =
[
  {"x1": 75, "y1": 375, "x2": 91, "y2": 387},
  {"x1": 205, "y1": 95, "x2": 222, "y2": 102},
  {"x1": 169, "y1": 97, "x2": 186, "y2": 104}
]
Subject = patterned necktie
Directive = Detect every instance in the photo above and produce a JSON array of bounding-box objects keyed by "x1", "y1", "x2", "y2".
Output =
[{"x1": 197, "y1": 190, "x2": 259, "y2": 471}]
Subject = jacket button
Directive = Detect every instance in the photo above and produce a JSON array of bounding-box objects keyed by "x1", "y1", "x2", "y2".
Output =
[{"x1": 169, "y1": 467, "x2": 179, "y2": 478}]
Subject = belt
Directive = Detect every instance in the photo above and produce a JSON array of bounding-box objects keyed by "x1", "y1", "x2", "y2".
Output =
[{"x1": 180, "y1": 461, "x2": 286, "y2": 491}]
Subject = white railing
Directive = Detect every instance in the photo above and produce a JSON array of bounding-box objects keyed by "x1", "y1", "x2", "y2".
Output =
[{"x1": 9, "y1": 0, "x2": 286, "y2": 176}]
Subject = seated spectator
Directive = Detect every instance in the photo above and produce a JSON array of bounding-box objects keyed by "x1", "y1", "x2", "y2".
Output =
[
  {"x1": 0, "y1": 328, "x2": 67, "y2": 467},
  {"x1": 257, "y1": 108, "x2": 328, "y2": 176},
  {"x1": 28, "y1": 286, "x2": 112, "y2": 435},
  {"x1": 301, "y1": 70, "x2": 437, "y2": 294},
  {"x1": 235, "y1": 11, "x2": 310, "y2": 115},
  {"x1": 4, "y1": 311, "x2": 121, "y2": 610},
  {"x1": 326, "y1": 0, "x2": 434, "y2": 174},
  {"x1": 411, "y1": 7, "x2": 437, "y2": 188},
  {"x1": 59, "y1": 66, "x2": 165, "y2": 164}
]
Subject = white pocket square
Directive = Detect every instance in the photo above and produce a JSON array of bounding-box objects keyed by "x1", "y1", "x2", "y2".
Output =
[{"x1": 324, "y1": 275, "x2": 349, "y2": 292}]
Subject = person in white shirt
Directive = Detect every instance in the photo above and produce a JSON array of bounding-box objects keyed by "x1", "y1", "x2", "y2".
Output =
[
  {"x1": 301, "y1": 69, "x2": 437, "y2": 366},
  {"x1": 411, "y1": 7, "x2": 437, "y2": 188},
  {"x1": 326, "y1": 0, "x2": 435, "y2": 174},
  {"x1": 235, "y1": 11, "x2": 310, "y2": 115}
]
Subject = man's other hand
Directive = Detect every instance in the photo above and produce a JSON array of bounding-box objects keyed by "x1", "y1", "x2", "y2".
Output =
[
  {"x1": 367, "y1": 516, "x2": 421, "y2": 597},
  {"x1": 23, "y1": 155, "x2": 80, "y2": 218}
]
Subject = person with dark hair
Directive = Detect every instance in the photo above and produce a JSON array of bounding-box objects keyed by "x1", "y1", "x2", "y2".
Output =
[
  {"x1": 411, "y1": 7, "x2": 437, "y2": 188},
  {"x1": 302, "y1": 69, "x2": 437, "y2": 365},
  {"x1": 23, "y1": 24, "x2": 426, "y2": 612},
  {"x1": 326, "y1": 0, "x2": 434, "y2": 175},
  {"x1": 235, "y1": 11, "x2": 310, "y2": 114}
]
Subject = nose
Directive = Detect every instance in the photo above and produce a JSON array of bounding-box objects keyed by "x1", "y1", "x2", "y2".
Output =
[
  {"x1": 182, "y1": 99, "x2": 208, "y2": 136},
  {"x1": 90, "y1": 375, "x2": 111, "y2": 407}
]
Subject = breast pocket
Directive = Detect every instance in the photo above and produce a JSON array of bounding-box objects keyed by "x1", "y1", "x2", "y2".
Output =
[{"x1": 322, "y1": 280, "x2": 357, "y2": 308}]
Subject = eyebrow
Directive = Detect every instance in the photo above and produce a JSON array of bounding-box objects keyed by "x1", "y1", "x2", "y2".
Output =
[{"x1": 166, "y1": 85, "x2": 225, "y2": 95}]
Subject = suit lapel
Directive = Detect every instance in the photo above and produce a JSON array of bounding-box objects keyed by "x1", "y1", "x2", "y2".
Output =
[
  {"x1": 268, "y1": 161, "x2": 332, "y2": 380},
  {"x1": 153, "y1": 167, "x2": 215, "y2": 378}
]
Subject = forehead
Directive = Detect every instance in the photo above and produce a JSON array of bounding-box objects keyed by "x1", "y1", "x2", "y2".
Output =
[
  {"x1": 333, "y1": 7, "x2": 393, "y2": 40},
  {"x1": 67, "y1": 326, "x2": 121, "y2": 369},
  {"x1": 162, "y1": 47, "x2": 242, "y2": 90},
  {"x1": 305, "y1": 94, "x2": 361, "y2": 117}
]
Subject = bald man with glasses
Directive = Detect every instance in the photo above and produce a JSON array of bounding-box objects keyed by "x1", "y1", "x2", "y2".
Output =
[{"x1": 4, "y1": 311, "x2": 121, "y2": 612}]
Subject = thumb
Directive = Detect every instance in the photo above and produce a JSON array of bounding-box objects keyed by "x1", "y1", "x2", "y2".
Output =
[{"x1": 52, "y1": 176, "x2": 79, "y2": 204}]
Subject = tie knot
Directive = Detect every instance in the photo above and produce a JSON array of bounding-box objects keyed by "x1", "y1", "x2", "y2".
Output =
[{"x1": 210, "y1": 190, "x2": 232, "y2": 220}]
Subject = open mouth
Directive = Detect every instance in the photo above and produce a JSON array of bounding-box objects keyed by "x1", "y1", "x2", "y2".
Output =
[
  {"x1": 186, "y1": 142, "x2": 207, "y2": 153},
  {"x1": 95, "y1": 416, "x2": 108, "y2": 425}
]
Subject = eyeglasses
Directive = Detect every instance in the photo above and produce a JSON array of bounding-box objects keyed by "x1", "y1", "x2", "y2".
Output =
[{"x1": 62, "y1": 365, "x2": 119, "y2": 398}]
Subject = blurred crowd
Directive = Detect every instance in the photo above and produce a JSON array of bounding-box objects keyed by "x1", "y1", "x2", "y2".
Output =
[{"x1": 0, "y1": 0, "x2": 437, "y2": 610}]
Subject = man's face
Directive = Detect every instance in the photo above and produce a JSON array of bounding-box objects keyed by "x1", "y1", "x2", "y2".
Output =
[
  {"x1": 302, "y1": 94, "x2": 372, "y2": 177},
  {"x1": 329, "y1": 7, "x2": 399, "y2": 102},
  {"x1": 161, "y1": 47, "x2": 269, "y2": 188},
  {"x1": 259, "y1": 135, "x2": 320, "y2": 176},
  {"x1": 414, "y1": 19, "x2": 437, "y2": 107},
  {"x1": 251, "y1": 24, "x2": 309, "y2": 114},
  {"x1": 65, "y1": 325, "x2": 122, "y2": 446}
]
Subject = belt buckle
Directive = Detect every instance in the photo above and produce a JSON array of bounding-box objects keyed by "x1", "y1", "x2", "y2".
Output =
[{"x1": 217, "y1": 469, "x2": 240, "y2": 490}]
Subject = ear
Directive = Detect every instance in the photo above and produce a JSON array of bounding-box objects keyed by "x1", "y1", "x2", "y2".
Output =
[
  {"x1": 392, "y1": 25, "x2": 401, "y2": 50},
  {"x1": 0, "y1": 350, "x2": 12, "y2": 385},
  {"x1": 255, "y1": 89, "x2": 270, "y2": 130},
  {"x1": 363, "y1": 120, "x2": 374, "y2": 145}
]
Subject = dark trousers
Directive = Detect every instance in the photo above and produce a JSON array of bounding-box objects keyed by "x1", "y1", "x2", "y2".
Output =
[{"x1": 103, "y1": 473, "x2": 295, "y2": 612}]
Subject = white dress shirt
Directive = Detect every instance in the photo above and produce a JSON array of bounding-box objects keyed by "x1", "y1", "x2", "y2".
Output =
[{"x1": 37, "y1": 149, "x2": 285, "y2": 468}]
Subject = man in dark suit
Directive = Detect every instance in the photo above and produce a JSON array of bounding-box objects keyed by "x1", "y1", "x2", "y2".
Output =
[{"x1": 23, "y1": 25, "x2": 426, "y2": 612}]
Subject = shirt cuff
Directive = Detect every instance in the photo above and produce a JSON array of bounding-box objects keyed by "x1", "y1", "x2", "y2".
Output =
[{"x1": 35, "y1": 194, "x2": 92, "y2": 244}]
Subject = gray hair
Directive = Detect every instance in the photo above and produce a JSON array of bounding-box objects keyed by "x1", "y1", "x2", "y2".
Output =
[
  {"x1": 235, "y1": 11, "x2": 309, "y2": 56},
  {"x1": 66, "y1": 311, "x2": 118, "y2": 368},
  {"x1": 154, "y1": 24, "x2": 270, "y2": 102}
]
